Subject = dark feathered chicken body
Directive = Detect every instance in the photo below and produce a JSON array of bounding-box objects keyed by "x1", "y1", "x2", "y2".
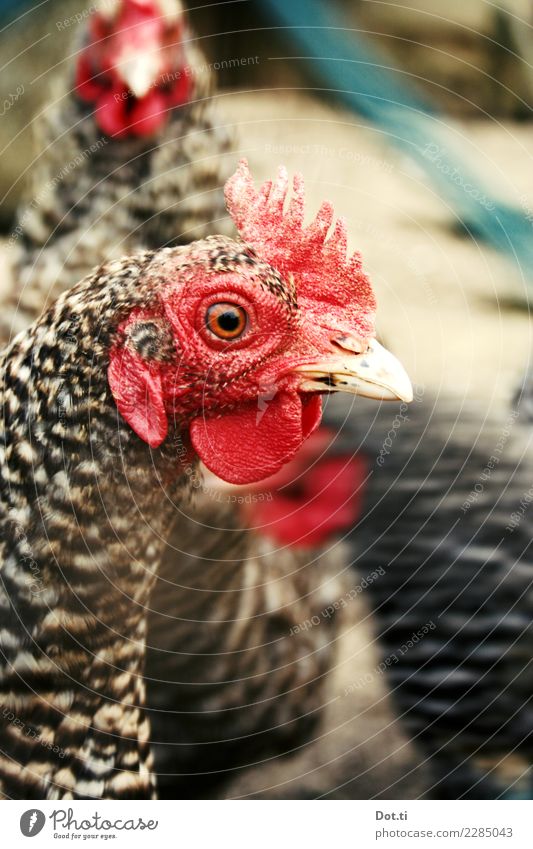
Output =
[
  {"x1": 318, "y1": 389, "x2": 533, "y2": 797},
  {"x1": 145, "y1": 508, "x2": 346, "y2": 796}
]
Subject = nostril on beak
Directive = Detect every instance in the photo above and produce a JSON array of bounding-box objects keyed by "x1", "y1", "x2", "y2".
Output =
[{"x1": 331, "y1": 334, "x2": 366, "y2": 354}]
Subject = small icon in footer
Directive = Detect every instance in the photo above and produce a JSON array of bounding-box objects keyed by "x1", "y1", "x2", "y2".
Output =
[{"x1": 20, "y1": 810, "x2": 46, "y2": 837}]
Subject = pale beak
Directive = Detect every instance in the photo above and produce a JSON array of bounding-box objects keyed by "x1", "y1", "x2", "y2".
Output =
[
  {"x1": 117, "y1": 51, "x2": 162, "y2": 98},
  {"x1": 293, "y1": 339, "x2": 413, "y2": 403}
]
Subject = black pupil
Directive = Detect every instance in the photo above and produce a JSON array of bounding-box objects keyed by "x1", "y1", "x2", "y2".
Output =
[{"x1": 217, "y1": 310, "x2": 240, "y2": 332}]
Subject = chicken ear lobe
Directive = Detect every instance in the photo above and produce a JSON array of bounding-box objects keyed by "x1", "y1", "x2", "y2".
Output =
[
  {"x1": 189, "y1": 392, "x2": 322, "y2": 485},
  {"x1": 108, "y1": 347, "x2": 168, "y2": 448}
]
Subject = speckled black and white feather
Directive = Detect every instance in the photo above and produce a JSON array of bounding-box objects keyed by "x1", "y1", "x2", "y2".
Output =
[{"x1": 0, "y1": 237, "x2": 347, "y2": 800}]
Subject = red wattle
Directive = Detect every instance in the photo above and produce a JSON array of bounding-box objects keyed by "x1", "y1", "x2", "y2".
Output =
[
  {"x1": 130, "y1": 89, "x2": 168, "y2": 137},
  {"x1": 108, "y1": 346, "x2": 168, "y2": 448},
  {"x1": 95, "y1": 89, "x2": 131, "y2": 138},
  {"x1": 189, "y1": 392, "x2": 322, "y2": 485},
  {"x1": 301, "y1": 393, "x2": 323, "y2": 440},
  {"x1": 76, "y1": 54, "x2": 103, "y2": 102},
  {"x1": 91, "y1": 85, "x2": 170, "y2": 139},
  {"x1": 168, "y1": 72, "x2": 190, "y2": 106},
  {"x1": 246, "y1": 452, "x2": 368, "y2": 548}
]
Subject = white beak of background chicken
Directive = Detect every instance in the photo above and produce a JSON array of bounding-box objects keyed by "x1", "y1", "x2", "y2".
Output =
[{"x1": 118, "y1": 51, "x2": 162, "y2": 98}]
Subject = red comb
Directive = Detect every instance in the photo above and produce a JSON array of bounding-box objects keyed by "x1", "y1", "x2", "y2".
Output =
[{"x1": 224, "y1": 159, "x2": 377, "y2": 338}]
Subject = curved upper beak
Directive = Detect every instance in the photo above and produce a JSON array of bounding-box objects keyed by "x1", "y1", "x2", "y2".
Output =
[{"x1": 293, "y1": 339, "x2": 413, "y2": 403}]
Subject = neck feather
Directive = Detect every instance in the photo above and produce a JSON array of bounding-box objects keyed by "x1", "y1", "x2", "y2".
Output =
[{"x1": 0, "y1": 254, "x2": 189, "y2": 799}]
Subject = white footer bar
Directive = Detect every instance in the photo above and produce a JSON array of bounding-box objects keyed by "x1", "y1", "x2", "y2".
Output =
[{"x1": 4, "y1": 799, "x2": 532, "y2": 848}]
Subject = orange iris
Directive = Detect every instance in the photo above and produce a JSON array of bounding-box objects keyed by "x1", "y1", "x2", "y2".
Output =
[{"x1": 206, "y1": 303, "x2": 248, "y2": 341}]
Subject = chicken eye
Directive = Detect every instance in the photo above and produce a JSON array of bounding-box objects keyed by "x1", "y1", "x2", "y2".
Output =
[{"x1": 205, "y1": 303, "x2": 247, "y2": 341}]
